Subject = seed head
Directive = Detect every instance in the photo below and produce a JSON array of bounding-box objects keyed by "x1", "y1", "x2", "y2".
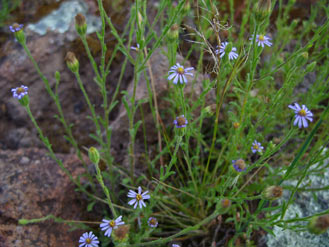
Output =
[
  {"x1": 113, "y1": 225, "x2": 130, "y2": 242},
  {"x1": 263, "y1": 186, "x2": 283, "y2": 200},
  {"x1": 308, "y1": 215, "x2": 329, "y2": 235}
]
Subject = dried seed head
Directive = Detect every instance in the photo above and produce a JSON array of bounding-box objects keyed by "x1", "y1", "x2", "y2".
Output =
[
  {"x1": 308, "y1": 215, "x2": 329, "y2": 235},
  {"x1": 113, "y1": 225, "x2": 130, "y2": 242},
  {"x1": 263, "y1": 186, "x2": 283, "y2": 200}
]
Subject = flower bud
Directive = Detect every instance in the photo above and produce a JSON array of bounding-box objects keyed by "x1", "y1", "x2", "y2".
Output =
[
  {"x1": 262, "y1": 185, "x2": 283, "y2": 200},
  {"x1": 75, "y1": 13, "x2": 87, "y2": 36},
  {"x1": 88, "y1": 147, "x2": 100, "y2": 164},
  {"x1": 308, "y1": 215, "x2": 329, "y2": 235},
  {"x1": 296, "y1": 52, "x2": 308, "y2": 67},
  {"x1": 10, "y1": 23, "x2": 26, "y2": 44},
  {"x1": 204, "y1": 104, "x2": 216, "y2": 116},
  {"x1": 182, "y1": 0, "x2": 191, "y2": 15},
  {"x1": 233, "y1": 122, "x2": 240, "y2": 129},
  {"x1": 55, "y1": 71, "x2": 61, "y2": 81},
  {"x1": 306, "y1": 61, "x2": 316, "y2": 73},
  {"x1": 168, "y1": 24, "x2": 179, "y2": 42},
  {"x1": 255, "y1": 0, "x2": 271, "y2": 23},
  {"x1": 65, "y1": 51, "x2": 79, "y2": 73}
]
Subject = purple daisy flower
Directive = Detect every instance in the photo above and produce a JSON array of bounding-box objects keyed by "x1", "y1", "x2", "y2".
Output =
[
  {"x1": 288, "y1": 103, "x2": 313, "y2": 128},
  {"x1": 232, "y1": 159, "x2": 246, "y2": 172},
  {"x1": 148, "y1": 217, "x2": 158, "y2": 228},
  {"x1": 174, "y1": 115, "x2": 188, "y2": 128},
  {"x1": 250, "y1": 34, "x2": 272, "y2": 47},
  {"x1": 79, "y1": 232, "x2": 99, "y2": 247},
  {"x1": 131, "y1": 44, "x2": 140, "y2": 52},
  {"x1": 167, "y1": 63, "x2": 194, "y2": 84},
  {"x1": 127, "y1": 186, "x2": 150, "y2": 209},
  {"x1": 251, "y1": 140, "x2": 264, "y2": 154},
  {"x1": 215, "y1": 42, "x2": 238, "y2": 60},
  {"x1": 100, "y1": 216, "x2": 125, "y2": 238},
  {"x1": 11, "y1": 85, "x2": 28, "y2": 99},
  {"x1": 9, "y1": 23, "x2": 24, "y2": 33}
]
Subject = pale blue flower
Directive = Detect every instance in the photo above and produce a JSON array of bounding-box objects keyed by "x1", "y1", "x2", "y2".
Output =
[
  {"x1": 128, "y1": 186, "x2": 150, "y2": 209},
  {"x1": 168, "y1": 63, "x2": 194, "y2": 84},
  {"x1": 251, "y1": 140, "x2": 264, "y2": 153},
  {"x1": 100, "y1": 216, "x2": 125, "y2": 237},
  {"x1": 79, "y1": 232, "x2": 99, "y2": 247},
  {"x1": 288, "y1": 103, "x2": 313, "y2": 128},
  {"x1": 215, "y1": 42, "x2": 238, "y2": 60},
  {"x1": 11, "y1": 85, "x2": 28, "y2": 99}
]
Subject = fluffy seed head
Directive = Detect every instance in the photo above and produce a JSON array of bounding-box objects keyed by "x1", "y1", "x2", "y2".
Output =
[{"x1": 263, "y1": 186, "x2": 283, "y2": 200}]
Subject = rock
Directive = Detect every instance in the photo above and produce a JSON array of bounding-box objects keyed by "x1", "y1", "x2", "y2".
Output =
[
  {"x1": 0, "y1": 148, "x2": 93, "y2": 247},
  {"x1": 265, "y1": 152, "x2": 329, "y2": 246},
  {"x1": 27, "y1": 0, "x2": 101, "y2": 36}
]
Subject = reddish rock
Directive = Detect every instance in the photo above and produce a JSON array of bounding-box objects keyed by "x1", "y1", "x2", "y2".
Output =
[{"x1": 0, "y1": 148, "x2": 94, "y2": 247}]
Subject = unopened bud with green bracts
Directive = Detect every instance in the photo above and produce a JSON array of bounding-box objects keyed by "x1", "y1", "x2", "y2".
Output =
[
  {"x1": 88, "y1": 147, "x2": 100, "y2": 164},
  {"x1": 168, "y1": 24, "x2": 179, "y2": 42},
  {"x1": 75, "y1": 13, "x2": 87, "y2": 36},
  {"x1": 65, "y1": 51, "x2": 79, "y2": 73}
]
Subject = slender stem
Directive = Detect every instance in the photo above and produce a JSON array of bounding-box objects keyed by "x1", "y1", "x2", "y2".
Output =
[
  {"x1": 94, "y1": 161, "x2": 117, "y2": 217},
  {"x1": 74, "y1": 71, "x2": 101, "y2": 133}
]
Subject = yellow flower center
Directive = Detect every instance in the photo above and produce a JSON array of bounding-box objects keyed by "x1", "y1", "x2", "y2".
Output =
[
  {"x1": 16, "y1": 87, "x2": 25, "y2": 95},
  {"x1": 109, "y1": 220, "x2": 116, "y2": 227},
  {"x1": 136, "y1": 194, "x2": 143, "y2": 201},
  {"x1": 235, "y1": 159, "x2": 246, "y2": 170},
  {"x1": 254, "y1": 144, "x2": 259, "y2": 150},
  {"x1": 298, "y1": 109, "x2": 306, "y2": 116},
  {"x1": 150, "y1": 218, "x2": 157, "y2": 225},
  {"x1": 86, "y1": 238, "x2": 92, "y2": 244},
  {"x1": 176, "y1": 67, "x2": 184, "y2": 74},
  {"x1": 177, "y1": 116, "x2": 186, "y2": 126},
  {"x1": 258, "y1": 35, "x2": 265, "y2": 41}
]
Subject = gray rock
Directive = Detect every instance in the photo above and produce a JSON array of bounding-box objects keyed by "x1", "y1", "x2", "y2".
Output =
[
  {"x1": 265, "y1": 150, "x2": 329, "y2": 246},
  {"x1": 27, "y1": 0, "x2": 101, "y2": 36}
]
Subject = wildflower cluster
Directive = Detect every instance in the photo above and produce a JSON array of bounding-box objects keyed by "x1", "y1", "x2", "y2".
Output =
[{"x1": 9, "y1": 0, "x2": 326, "y2": 246}]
